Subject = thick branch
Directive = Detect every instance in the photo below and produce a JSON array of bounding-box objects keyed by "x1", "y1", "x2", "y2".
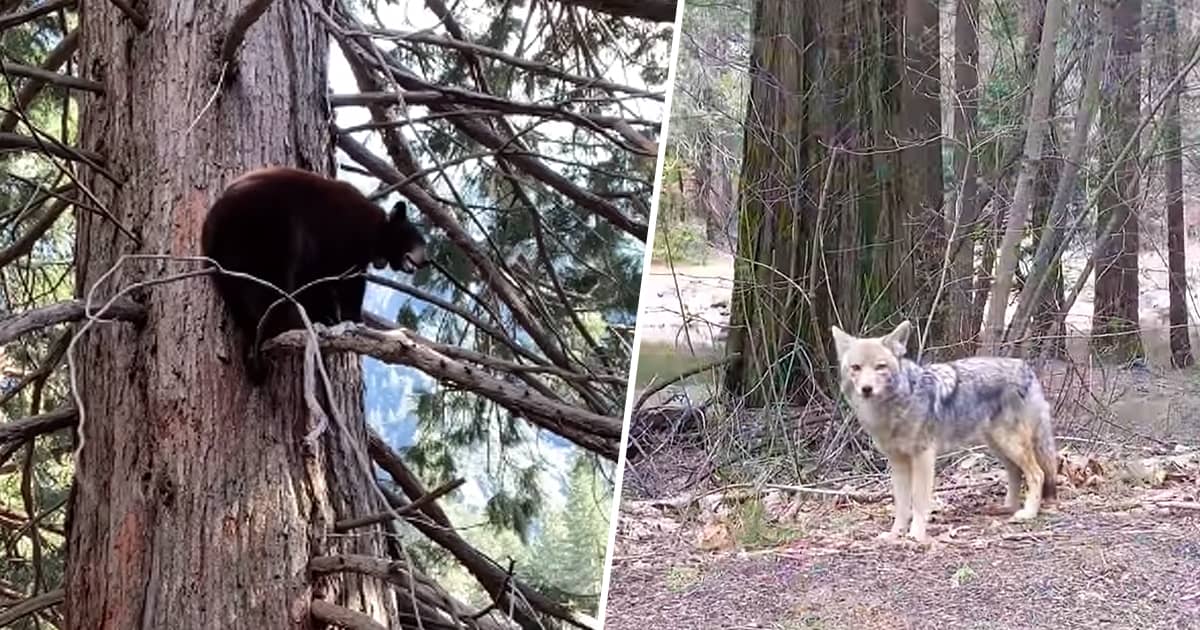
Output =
[
  {"x1": 0, "y1": 0, "x2": 74, "y2": 30},
  {"x1": 545, "y1": 0, "x2": 676, "y2": 22},
  {"x1": 330, "y1": 91, "x2": 657, "y2": 130},
  {"x1": 220, "y1": 0, "x2": 277, "y2": 63},
  {"x1": 0, "y1": 132, "x2": 105, "y2": 163},
  {"x1": 265, "y1": 326, "x2": 621, "y2": 458},
  {"x1": 0, "y1": 588, "x2": 64, "y2": 627},
  {"x1": 0, "y1": 406, "x2": 76, "y2": 444},
  {"x1": 0, "y1": 197, "x2": 70, "y2": 268},
  {"x1": 0, "y1": 298, "x2": 144, "y2": 346},
  {"x1": 309, "y1": 601, "x2": 387, "y2": 630},
  {"x1": 1, "y1": 30, "x2": 78, "y2": 133},
  {"x1": 0, "y1": 62, "x2": 101, "y2": 92}
]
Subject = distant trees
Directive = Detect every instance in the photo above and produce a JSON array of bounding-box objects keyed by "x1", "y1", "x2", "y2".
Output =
[{"x1": 718, "y1": 0, "x2": 1200, "y2": 404}]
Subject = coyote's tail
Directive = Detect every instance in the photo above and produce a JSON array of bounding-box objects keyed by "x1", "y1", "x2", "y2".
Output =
[{"x1": 1034, "y1": 411, "x2": 1058, "y2": 502}]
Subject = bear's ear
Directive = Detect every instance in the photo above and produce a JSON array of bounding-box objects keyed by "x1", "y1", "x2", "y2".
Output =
[{"x1": 391, "y1": 201, "x2": 409, "y2": 222}]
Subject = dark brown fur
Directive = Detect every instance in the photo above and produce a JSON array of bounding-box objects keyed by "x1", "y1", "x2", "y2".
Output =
[{"x1": 201, "y1": 167, "x2": 427, "y2": 383}]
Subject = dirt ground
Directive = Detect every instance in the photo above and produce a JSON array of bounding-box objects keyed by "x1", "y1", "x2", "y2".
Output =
[{"x1": 605, "y1": 449, "x2": 1200, "y2": 630}]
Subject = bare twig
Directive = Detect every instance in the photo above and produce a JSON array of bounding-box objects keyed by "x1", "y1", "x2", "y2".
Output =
[
  {"x1": 0, "y1": 0, "x2": 74, "y2": 30},
  {"x1": 334, "y1": 478, "x2": 465, "y2": 532}
]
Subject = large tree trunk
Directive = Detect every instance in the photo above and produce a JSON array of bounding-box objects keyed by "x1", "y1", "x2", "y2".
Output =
[
  {"x1": 1163, "y1": 0, "x2": 1195, "y2": 367},
  {"x1": 724, "y1": 0, "x2": 920, "y2": 403},
  {"x1": 948, "y1": 0, "x2": 980, "y2": 358},
  {"x1": 67, "y1": 3, "x2": 394, "y2": 628},
  {"x1": 1092, "y1": 0, "x2": 1144, "y2": 361}
]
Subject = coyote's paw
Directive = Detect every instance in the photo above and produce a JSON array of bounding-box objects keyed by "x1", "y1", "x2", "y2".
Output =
[{"x1": 1009, "y1": 508, "x2": 1038, "y2": 522}]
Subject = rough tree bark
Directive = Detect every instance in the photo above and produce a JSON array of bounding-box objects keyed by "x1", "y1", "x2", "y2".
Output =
[
  {"x1": 724, "y1": 0, "x2": 923, "y2": 403},
  {"x1": 948, "y1": 0, "x2": 980, "y2": 357},
  {"x1": 1163, "y1": 0, "x2": 1194, "y2": 367},
  {"x1": 67, "y1": 3, "x2": 395, "y2": 628},
  {"x1": 1091, "y1": 0, "x2": 1144, "y2": 361},
  {"x1": 902, "y1": 0, "x2": 947, "y2": 358}
]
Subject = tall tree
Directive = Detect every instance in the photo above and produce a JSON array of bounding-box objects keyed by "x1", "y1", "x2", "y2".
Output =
[
  {"x1": 1092, "y1": 0, "x2": 1144, "y2": 361},
  {"x1": 948, "y1": 0, "x2": 981, "y2": 357},
  {"x1": 1162, "y1": 0, "x2": 1194, "y2": 367},
  {"x1": 979, "y1": 0, "x2": 1064, "y2": 354},
  {"x1": 66, "y1": 3, "x2": 397, "y2": 628},
  {"x1": 724, "y1": 0, "x2": 936, "y2": 402},
  {"x1": 0, "y1": 0, "x2": 668, "y2": 626}
]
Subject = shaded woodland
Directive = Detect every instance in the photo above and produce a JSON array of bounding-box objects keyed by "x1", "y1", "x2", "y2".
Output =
[
  {"x1": 610, "y1": 0, "x2": 1200, "y2": 627},
  {"x1": 0, "y1": 0, "x2": 671, "y2": 628}
]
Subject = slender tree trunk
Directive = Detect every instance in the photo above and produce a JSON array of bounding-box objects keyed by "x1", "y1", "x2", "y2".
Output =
[
  {"x1": 1005, "y1": 0, "x2": 1113, "y2": 351},
  {"x1": 902, "y1": 0, "x2": 946, "y2": 358},
  {"x1": 1163, "y1": 0, "x2": 1194, "y2": 367},
  {"x1": 948, "y1": 0, "x2": 980, "y2": 357},
  {"x1": 1092, "y1": 0, "x2": 1144, "y2": 361},
  {"x1": 67, "y1": 4, "x2": 395, "y2": 628},
  {"x1": 979, "y1": 0, "x2": 1064, "y2": 354},
  {"x1": 1029, "y1": 133, "x2": 1066, "y2": 358}
]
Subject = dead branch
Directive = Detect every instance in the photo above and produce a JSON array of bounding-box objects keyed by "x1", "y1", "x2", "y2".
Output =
[
  {"x1": 310, "y1": 554, "x2": 504, "y2": 630},
  {"x1": 266, "y1": 325, "x2": 622, "y2": 458},
  {"x1": 0, "y1": 0, "x2": 74, "y2": 30},
  {"x1": 337, "y1": 135, "x2": 588, "y2": 385},
  {"x1": 107, "y1": 0, "x2": 148, "y2": 29},
  {"x1": 366, "y1": 429, "x2": 453, "y2": 528},
  {"x1": 0, "y1": 62, "x2": 102, "y2": 92},
  {"x1": 0, "y1": 197, "x2": 70, "y2": 268},
  {"x1": 411, "y1": 331, "x2": 625, "y2": 385},
  {"x1": 0, "y1": 131, "x2": 105, "y2": 163},
  {"x1": 367, "y1": 433, "x2": 593, "y2": 630},
  {"x1": 0, "y1": 297, "x2": 144, "y2": 346},
  {"x1": 634, "y1": 353, "x2": 739, "y2": 412},
  {"x1": 544, "y1": 0, "x2": 676, "y2": 22},
  {"x1": 334, "y1": 477, "x2": 465, "y2": 532},
  {"x1": 0, "y1": 406, "x2": 76, "y2": 445},
  {"x1": 309, "y1": 600, "x2": 387, "y2": 630},
  {"x1": 0, "y1": 588, "x2": 64, "y2": 627},
  {"x1": 219, "y1": 0, "x2": 277, "y2": 63},
  {"x1": 1, "y1": 30, "x2": 77, "y2": 133}
]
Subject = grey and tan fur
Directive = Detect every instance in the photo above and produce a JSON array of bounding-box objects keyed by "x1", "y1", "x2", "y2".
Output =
[{"x1": 830, "y1": 320, "x2": 1058, "y2": 543}]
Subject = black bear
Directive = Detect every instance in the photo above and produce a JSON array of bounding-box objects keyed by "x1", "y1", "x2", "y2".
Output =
[{"x1": 201, "y1": 166, "x2": 428, "y2": 383}]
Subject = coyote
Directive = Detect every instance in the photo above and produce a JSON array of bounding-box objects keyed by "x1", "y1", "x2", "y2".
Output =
[{"x1": 830, "y1": 320, "x2": 1058, "y2": 543}]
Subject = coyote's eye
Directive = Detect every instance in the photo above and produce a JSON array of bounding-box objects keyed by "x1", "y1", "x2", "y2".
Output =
[
  {"x1": 849, "y1": 364, "x2": 861, "y2": 372},
  {"x1": 874, "y1": 362, "x2": 888, "y2": 371}
]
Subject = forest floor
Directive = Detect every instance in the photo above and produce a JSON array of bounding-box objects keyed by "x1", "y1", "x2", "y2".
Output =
[
  {"x1": 610, "y1": 247, "x2": 1200, "y2": 629},
  {"x1": 605, "y1": 445, "x2": 1200, "y2": 630}
]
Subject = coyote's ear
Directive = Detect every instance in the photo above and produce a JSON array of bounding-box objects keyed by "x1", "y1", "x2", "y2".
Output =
[
  {"x1": 883, "y1": 320, "x2": 912, "y2": 356},
  {"x1": 830, "y1": 325, "x2": 852, "y2": 357}
]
